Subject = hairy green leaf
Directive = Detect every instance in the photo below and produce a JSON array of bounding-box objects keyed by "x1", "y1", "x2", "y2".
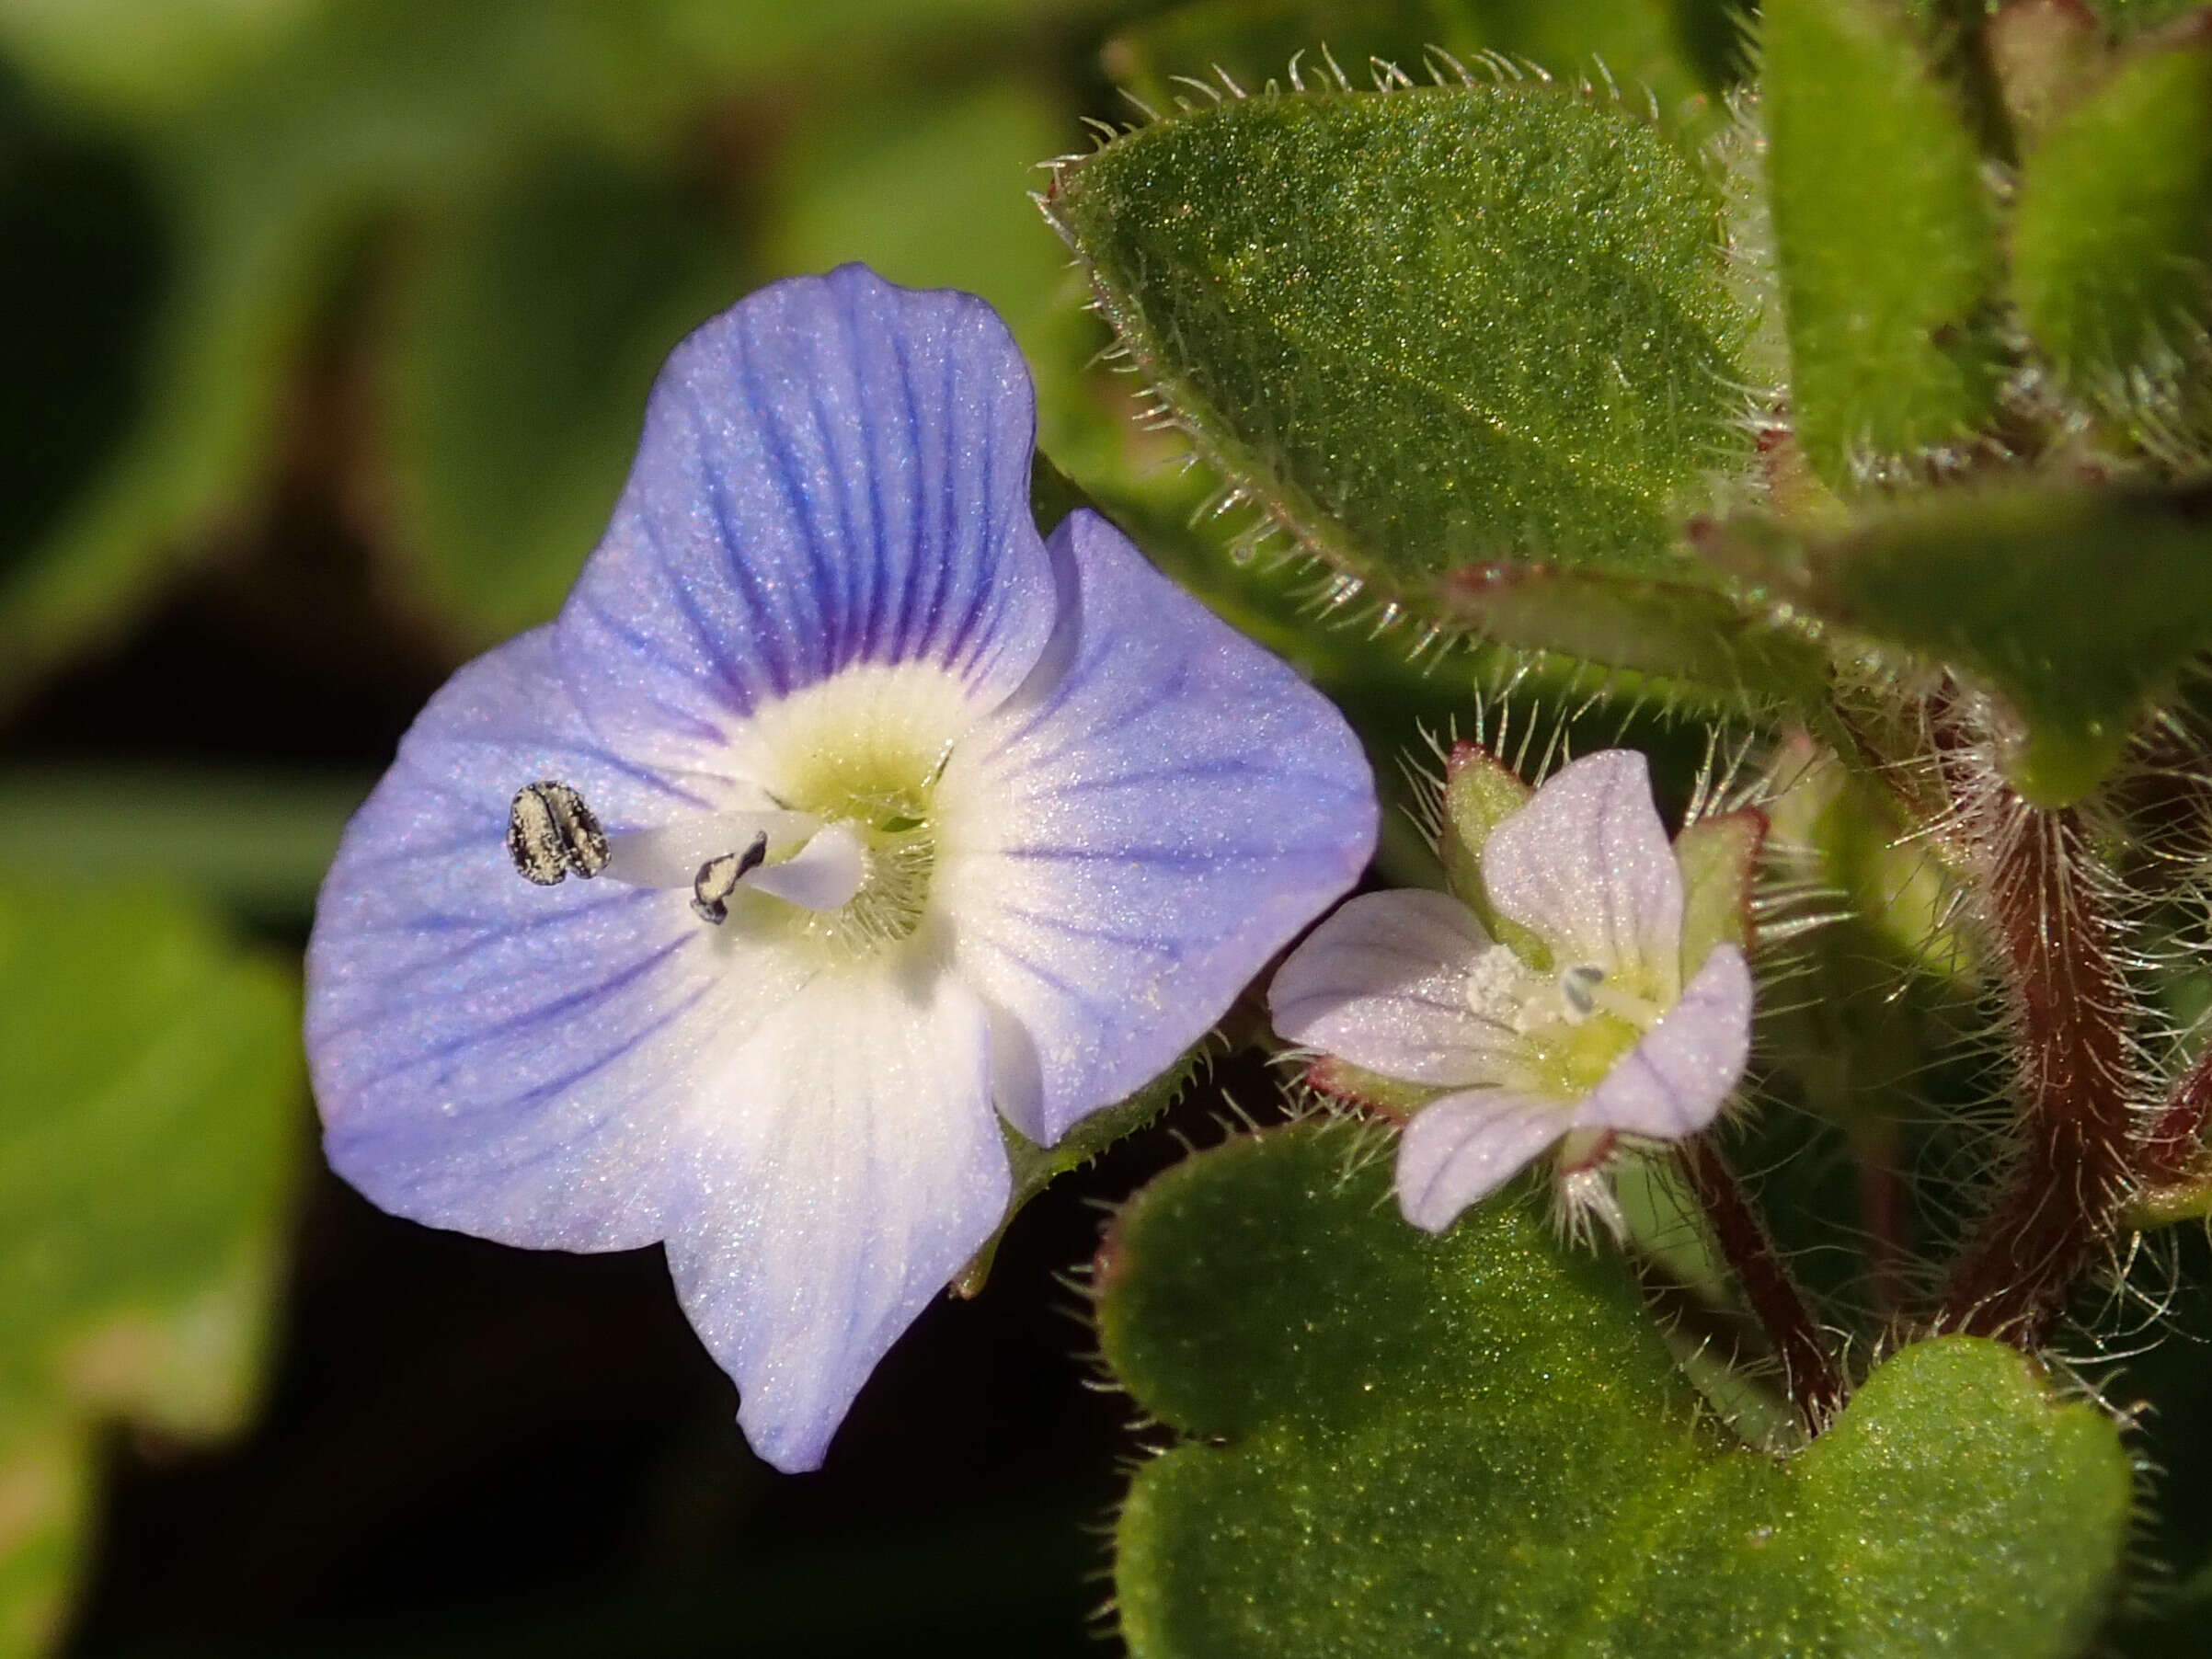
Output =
[
  {"x1": 1711, "y1": 482, "x2": 2212, "y2": 805},
  {"x1": 2013, "y1": 30, "x2": 2212, "y2": 436},
  {"x1": 1103, "y1": 0, "x2": 1723, "y2": 125},
  {"x1": 1104, "y1": 1122, "x2": 2132, "y2": 1659},
  {"x1": 1047, "y1": 85, "x2": 1809, "y2": 704},
  {"x1": 1760, "y1": 0, "x2": 2005, "y2": 479}
]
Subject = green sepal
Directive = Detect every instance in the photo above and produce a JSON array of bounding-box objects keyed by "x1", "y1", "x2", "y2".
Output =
[
  {"x1": 2128, "y1": 1150, "x2": 2212, "y2": 1229},
  {"x1": 2011, "y1": 27, "x2": 2212, "y2": 432},
  {"x1": 953, "y1": 1047, "x2": 1205, "y2": 1298},
  {"x1": 1304, "y1": 1055, "x2": 1444, "y2": 1121},
  {"x1": 1104, "y1": 1121, "x2": 2134, "y2": 1659},
  {"x1": 1760, "y1": 0, "x2": 2005, "y2": 481},
  {"x1": 1707, "y1": 483, "x2": 2212, "y2": 806},
  {"x1": 1675, "y1": 806, "x2": 1767, "y2": 975},
  {"x1": 1045, "y1": 83, "x2": 1773, "y2": 692},
  {"x1": 1438, "y1": 742, "x2": 1534, "y2": 944}
]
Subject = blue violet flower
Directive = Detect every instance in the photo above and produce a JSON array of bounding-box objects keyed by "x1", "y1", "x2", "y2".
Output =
[{"x1": 305, "y1": 266, "x2": 1378, "y2": 1471}]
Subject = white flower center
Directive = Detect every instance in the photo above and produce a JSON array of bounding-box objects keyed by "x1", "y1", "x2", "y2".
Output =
[
  {"x1": 508, "y1": 663, "x2": 979, "y2": 961},
  {"x1": 1461, "y1": 939, "x2": 1671, "y2": 1102}
]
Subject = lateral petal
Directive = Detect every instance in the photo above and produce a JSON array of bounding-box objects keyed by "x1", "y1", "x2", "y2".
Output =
[
  {"x1": 1268, "y1": 889, "x2": 1523, "y2": 1087},
  {"x1": 307, "y1": 629, "x2": 811, "y2": 1253},
  {"x1": 935, "y1": 509, "x2": 1377, "y2": 1144},
  {"x1": 1571, "y1": 945, "x2": 1753, "y2": 1139}
]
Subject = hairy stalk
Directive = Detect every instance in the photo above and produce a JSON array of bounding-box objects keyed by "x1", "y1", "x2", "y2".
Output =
[
  {"x1": 1673, "y1": 1136, "x2": 1846, "y2": 1434},
  {"x1": 1851, "y1": 1122, "x2": 1912, "y2": 1320},
  {"x1": 1936, "y1": 748, "x2": 2135, "y2": 1344}
]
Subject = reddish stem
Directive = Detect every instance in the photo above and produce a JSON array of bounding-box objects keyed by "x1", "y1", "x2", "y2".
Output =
[
  {"x1": 1937, "y1": 789, "x2": 2135, "y2": 1344},
  {"x1": 1852, "y1": 1123, "x2": 1912, "y2": 1320},
  {"x1": 1674, "y1": 1136, "x2": 1847, "y2": 1434}
]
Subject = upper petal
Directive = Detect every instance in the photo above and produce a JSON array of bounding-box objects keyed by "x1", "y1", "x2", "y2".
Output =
[
  {"x1": 935, "y1": 509, "x2": 1377, "y2": 1144},
  {"x1": 556, "y1": 265, "x2": 1060, "y2": 757},
  {"x1": 1570, "y1": 944, "x2": 1753, "y2": 1139},
  {"x1": 307, "y1": 628, "x2": 811, "y2": 1252},
  {"x1": 662, "y1": 962, "x2": 1008, "y2": 1473},
  {"x1": 1481, "y1": 749, "x2": 1685, "y2": 994},
  {"x1": 1395, "y1": 1089, "x2": 1569, "y2": 1232},
  {"x1": 1268, "y1": 888, "x2": 1522, "y2": 1087}
]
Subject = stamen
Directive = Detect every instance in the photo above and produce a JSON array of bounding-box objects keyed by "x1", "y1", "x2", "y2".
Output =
[
  {"x1": 1588, "y1": 978, "x2": 1667, "y2": 1029},
  {"x1": 745, "y1": 822, "x2": 867, "y2": 911},
  {"x1": 601, "y1": 808, "x2": 816, "y2": 889},
  {"x1": 508, "y1": 781, "x2": 609, "y2": 886},
  {"x1": 1560, "y1": 964, "x2": 1606, "y2": 1020},
  {"x1": 691, "y1": 832, "x2": 770, "y2": 925},
  {"x1": 1465, "y1": 942, "x2": 1535, "y2": 1026}
]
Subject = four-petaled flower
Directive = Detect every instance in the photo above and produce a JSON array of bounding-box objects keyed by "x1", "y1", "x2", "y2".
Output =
[
  {"x1": 305, "y1": 266, "x2": 1376, "y2": 1471},
  {"x1": 1269, "y1": 749, "x2": 1754, "y2": 1234}
]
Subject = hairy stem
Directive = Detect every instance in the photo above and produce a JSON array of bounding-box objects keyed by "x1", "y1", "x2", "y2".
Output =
[
  {"x1": 1673, "y1": 1136, "x2": 1846, "y2": 1434},
  {"x1": 1937, "y1": 765, "x2": 2135, "y2": 1344},
  {"x1": 1852, "y1": 1121, "x2": 1912, "y2": 1320}
]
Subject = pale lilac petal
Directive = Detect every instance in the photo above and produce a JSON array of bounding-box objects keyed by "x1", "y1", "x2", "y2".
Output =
[
  {"x1": 307, "y1": 629, "x2": 812, "y2": 1252},
  {"x1": 1267, "y1": 889, "x2": 1520, "y2": 1087},
  {"x1": 1482, "y1": 749, "x2": 1685, "y2": 992},
  {"x1": 1395, "y1": 1090, "x2": 1569, "y2": 1232},
  {"x1": 557, "y1": 266, "x2": 1060, "y2": 756},
  {"x1": 935, "y1": 510, "x2": 1376, "y2": 1144},
  {"x1": 1572, "y1": 945, "x2": 1753, "y2": 1139},
  {"x1": 662, "y1": 966, "x2": 1006, "y2": 1473}
]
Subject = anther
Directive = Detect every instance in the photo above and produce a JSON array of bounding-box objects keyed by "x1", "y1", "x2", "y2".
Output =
[
  {"x1": 691, "y1": 832, "x2": 771, "y2": 925},
  {"x1": 1560, "y1": 964, "x2": 1606, "y2": 1019},
  {"x1": 508, "y1": 781, "x2": 610, "y2": 886}
]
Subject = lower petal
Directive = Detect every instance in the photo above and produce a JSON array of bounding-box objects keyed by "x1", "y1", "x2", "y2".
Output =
[
  {"x1": 661, "y1": 961, "x2": 1008, "y2": 1472},
  {"x1": 935, "y1": 510, "x2": 1376, "y2": 1144},
  {"x1": 1396, "y1": 1090, "x2": 1569, "y2": 1232},
  {"x1": 1571, "y1": 945, "x2": 1753, "y2": 1139}
]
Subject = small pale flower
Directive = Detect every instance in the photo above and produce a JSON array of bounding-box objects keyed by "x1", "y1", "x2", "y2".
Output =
[
  {"x1": 305, "y1": 266, "x2": 1377, "y2": 1471},
  {"x1": 1268, "y1": 749, "x2": 1754, "y2": 1234}
]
